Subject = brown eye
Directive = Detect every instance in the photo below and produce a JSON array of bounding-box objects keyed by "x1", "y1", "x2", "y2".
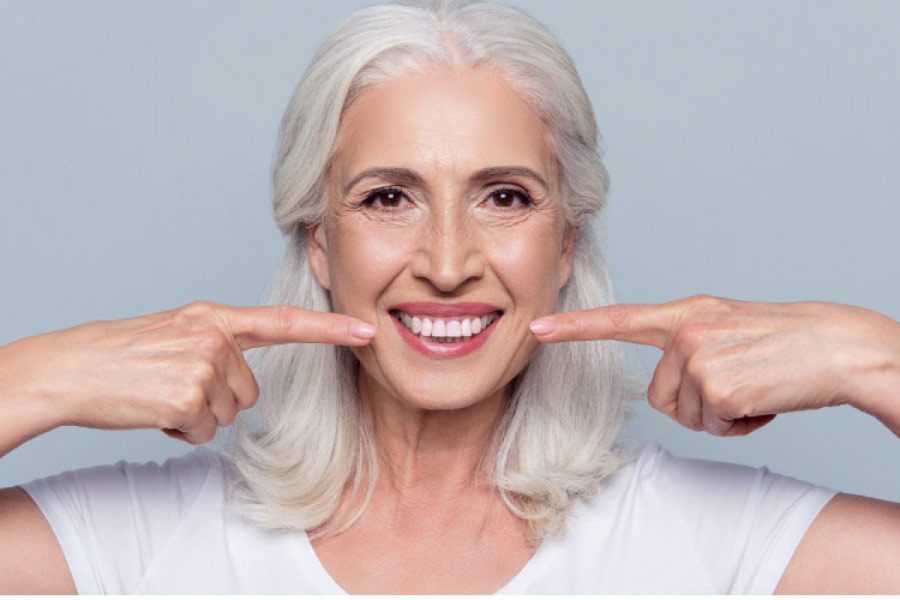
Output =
[
  {"x1": 360, "y1": 187, "x2": 409, "y2": 210},
  {"x1": 488, "y1": 188, "x2": 534, "y2": 209}
]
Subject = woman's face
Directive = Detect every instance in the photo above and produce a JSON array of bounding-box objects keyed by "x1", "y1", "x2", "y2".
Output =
[{"x1": 308, "y1": 65, "x2": 574, "y2": 410}]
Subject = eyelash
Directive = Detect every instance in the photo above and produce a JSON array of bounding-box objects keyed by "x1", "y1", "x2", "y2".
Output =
[{"x1": 358, "y1": 186, "x2": 535, "y2": 211}]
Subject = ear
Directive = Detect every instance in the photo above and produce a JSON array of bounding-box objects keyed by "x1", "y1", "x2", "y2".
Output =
[
  {"x1": 558, "y1": 224, "x2": 576, "y2": 289},
  {"x1": 305, "y1": 222, "x2": 331, "y2": 291}
]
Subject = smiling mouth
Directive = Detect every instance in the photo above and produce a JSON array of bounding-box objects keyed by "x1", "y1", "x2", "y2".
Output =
[{"x1": 388, "y1": 309, "x2": 503, "y2": 344}]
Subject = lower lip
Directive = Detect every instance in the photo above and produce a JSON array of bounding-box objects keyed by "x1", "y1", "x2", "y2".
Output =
[{"x1": 390, "y1": 312, "x2": 502, "y2": 358}]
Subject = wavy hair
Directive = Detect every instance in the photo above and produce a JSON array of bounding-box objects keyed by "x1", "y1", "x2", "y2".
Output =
[{"x1": 218, "y1": 0, "x2": 644, "y2": 545}]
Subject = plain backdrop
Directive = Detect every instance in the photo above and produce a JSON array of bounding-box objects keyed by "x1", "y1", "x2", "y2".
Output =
[{"x1": 1, "y1": 0, "x2": 898, "y2": 500}]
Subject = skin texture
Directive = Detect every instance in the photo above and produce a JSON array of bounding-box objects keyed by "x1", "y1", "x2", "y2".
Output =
[
  {"x1": 531, "y1": 295, "x2": 900, "y2": 592},
  {"x1": 0, "y1": 301, "x2": 374, "y2": 594},
  {"x1": 532, "y1": 295, "x2": 900, "y2": 437},
  {"x1": 304, "y1": 64, "x2": 574, "y2": 593},
  {"x1": 306, "y1": 62, "x2": 900, "y2": 592},
  {"x1": 2, "y1": 62, "x2": 899, "y2": 594}
]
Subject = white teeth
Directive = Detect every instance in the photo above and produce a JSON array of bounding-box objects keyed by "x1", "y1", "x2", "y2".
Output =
[
  {"x1": 471, "y1": 317, "x2": 482, "y2": 334},
  {"x1": 432, "y1": 319, "x2": 446, "y2": 337},
  {"x1": 460, "y1": 319, "x2": 471, "y2": 337},
  {"x1": 394, "y1": 310, "x2": 499, "y2": 342},
  {"x1": 446, "y1": 320, "x2": 461, "y2": 337}
]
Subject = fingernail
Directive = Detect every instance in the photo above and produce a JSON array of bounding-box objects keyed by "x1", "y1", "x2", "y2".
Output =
[
  {"x1": 529, "y1": 319, "x2": 555, "y2": 335},
  {"x1": 350, "y1": 321, "x2": 376, "y2": 339}
]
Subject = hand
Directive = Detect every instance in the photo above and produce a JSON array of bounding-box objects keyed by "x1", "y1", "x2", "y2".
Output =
[
  {"x1": 529, "y1": 294, "x2": 900, "y2": 436},
  {"x1": 1, "y1": 300, "x2": 376, "y2": 445}
]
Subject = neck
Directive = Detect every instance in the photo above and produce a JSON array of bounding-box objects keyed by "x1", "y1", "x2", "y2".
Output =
[{"x1": 358, "y1": 368, "x2": 507, "y2": 504}]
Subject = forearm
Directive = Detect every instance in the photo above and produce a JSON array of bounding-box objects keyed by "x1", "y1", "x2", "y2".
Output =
[{"x1": 0, "y1": 339, "x2": 61, "y2": 457}]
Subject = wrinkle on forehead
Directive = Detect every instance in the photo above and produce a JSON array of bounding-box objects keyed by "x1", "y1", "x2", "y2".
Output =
[{"x1": 328, "y1": 64, "x2": 560, "y2": 202}]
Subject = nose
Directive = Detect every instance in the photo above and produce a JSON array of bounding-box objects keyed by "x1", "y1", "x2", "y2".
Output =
[{"x1": 409, "y1": 203, "x2": 485, "y2": 293}]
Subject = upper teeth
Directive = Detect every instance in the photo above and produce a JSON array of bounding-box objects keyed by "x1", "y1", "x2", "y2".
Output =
[{"x1": 396, "y1": 311, "x2": 500, "y2": 340}]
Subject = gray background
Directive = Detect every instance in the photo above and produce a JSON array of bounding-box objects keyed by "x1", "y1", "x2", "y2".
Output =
[{"x1": 1, "y1": 0, "x2": 898, "y2": 500}]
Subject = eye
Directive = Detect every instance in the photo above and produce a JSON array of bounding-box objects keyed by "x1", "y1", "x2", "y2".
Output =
[
  {"x1": 487, "y1": 188, "x2": 534, "y2": 210},
  {"x1": 359, "y1": 186, "x2": 410, "y2": 210}
]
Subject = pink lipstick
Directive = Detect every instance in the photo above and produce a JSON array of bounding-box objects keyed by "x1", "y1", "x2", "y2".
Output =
[{"x1": 388, "y1": 302, "x2": 503, "y2": 359}]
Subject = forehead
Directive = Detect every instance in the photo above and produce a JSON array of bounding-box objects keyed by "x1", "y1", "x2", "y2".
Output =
[{"x1": 332, "y1": 65, "x2": 556, "y2": 185}]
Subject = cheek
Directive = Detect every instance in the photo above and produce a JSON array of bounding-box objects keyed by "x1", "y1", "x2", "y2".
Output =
[
  {"x1": 486, "y1": 228, "x2": 560, "y2": 303},
  {"x1": 327, "y1": 226, "x2": 409, "y2": 315}
]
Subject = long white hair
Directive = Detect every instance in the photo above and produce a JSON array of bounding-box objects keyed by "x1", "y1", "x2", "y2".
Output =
[{"x1": 219, "y1": 0, "x2": 644, "y2": 545}]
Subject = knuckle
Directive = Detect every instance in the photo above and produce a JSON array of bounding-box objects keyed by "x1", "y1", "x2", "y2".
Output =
[
  {"x1": 187, "y1": 299, "x2": 216, "y2": 313},
  {"x1": 672, "y1": 324, "x2": 704, "y2": 354},
  {"x1": 192, "y1": 428, "x2": 216, "y2": 445},
  {"x1": 272, "y1": 305, "x2": 299, "y2": 336},
  {"x1": 606, "y1": 304, "x2": 631, "y2": 335},
  {"x1": 189, "y1": 359, "x2": 217, "y2": 384},
  {"x1": 216, "y1": 411, "x2": 235, "y2": 428},
  {"x1": 196, "y1": 330, "x2": 229, "y2": 355},
  {"x1": 182, "y1": 412, "x2": 216, "y2": 443},
  {"x1": 566, "y1": 313, "x2": 588, "y2": 337},
  {"x1": 704, "y1": 415, "x2": 729, "y2": 437},
  {"x1": 174, "y1": 301, "x2": 216, "y2": 330},
  {"x1": 646, "y1": 377, "x2": 667, "y2": 410},
  {"x1": 700, "y1": 376, "x2": 733, "y2": 407},
  {"x1": 221, "y1": 409, "x2": 238, "y2": 427},
  {"x1": 164, "y1": 397, "x2": 201, "y2": 428},
  {"x1": 684, "y1": 355, "x2": 708, "y2": 381},
  {"x1": 691, "y1": 293, "x2": 717, "y2": 307},
  {"x1": 243, "y1": 379, "x2": 261, "y2": 409},
  {"x1": 646, "y1": 384, "x2": 660, "y2": 409},
  {"x1": 675, "y1": 408, "x2": 697, "y2": 432},
  {"x1": 180, "y1": 385, "x2": 208, "y2": 414},
  {"x1": 178, "y1": 300, "x2": 216, "y2": 321},
  {"x1": 691, "y1": 293, "x2": 731, "y2": 314}
]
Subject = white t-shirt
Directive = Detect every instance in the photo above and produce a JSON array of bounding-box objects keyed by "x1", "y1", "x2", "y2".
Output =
[{"x1": 20, "y1": 440, "x2": 838, "y2": 594}]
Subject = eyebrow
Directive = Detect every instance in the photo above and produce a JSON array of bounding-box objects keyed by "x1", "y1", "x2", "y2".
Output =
[{"x1": 342, "y1": 165, "x2": 549, "y2": 195}]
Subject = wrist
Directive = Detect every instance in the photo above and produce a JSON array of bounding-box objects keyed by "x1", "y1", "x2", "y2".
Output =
[
  {"x1": 843, "y1": 319, "x2": 900, "y2": 437},
  {"x1": 0, "y1": 337, "x2": 68, "y2": 438}
]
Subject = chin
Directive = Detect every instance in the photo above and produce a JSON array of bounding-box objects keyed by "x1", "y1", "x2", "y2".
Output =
[
  {"x1": 355, "y1": 365, "x2": 502, "y2": 412},
  {"x1": 396, "y1": 379, "x2": 499, "y2": 411}
]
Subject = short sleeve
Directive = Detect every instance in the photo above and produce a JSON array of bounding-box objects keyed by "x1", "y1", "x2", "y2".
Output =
[
  {"x1": 643, "y1": 443, "x2": 839, "y2": 594},
  {"x1": 18, "y1": 447, "x2": 223, "y2": 594}
]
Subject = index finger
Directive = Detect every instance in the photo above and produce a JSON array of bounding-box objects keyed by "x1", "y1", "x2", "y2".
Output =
[
  {"x1": 221, "y1": 304, "x2": 377, "y2": 351},
  {"x1": 529, "y1": 302, "x2": 682, "y2": 349}
]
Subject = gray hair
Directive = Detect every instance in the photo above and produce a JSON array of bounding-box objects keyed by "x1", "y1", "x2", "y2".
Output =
[{"x1": 219, "y1": 0, "x2": 644, "y2": 545}]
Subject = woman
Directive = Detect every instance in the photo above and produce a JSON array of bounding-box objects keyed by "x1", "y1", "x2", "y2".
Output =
[{"x1": 1, "y1": 0, "x2": 898, "y2": 594}]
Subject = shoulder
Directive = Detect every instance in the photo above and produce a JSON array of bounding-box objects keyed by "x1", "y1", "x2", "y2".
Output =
[
  {"x1": 18, "y1": 446, "x2": 229, "y2": 594},
  {"x1": 21, "y1": 446, "x2": 225, "y2": 512},
  {"x1": 18, "y1": 446, "x2": 229, "y2": 544},
  {"x1": 563, "y1": 440, "x2": 838, "y2": 594},
  {"x1": 595, "y1": 439, "x2": 837, "y2": 541}
]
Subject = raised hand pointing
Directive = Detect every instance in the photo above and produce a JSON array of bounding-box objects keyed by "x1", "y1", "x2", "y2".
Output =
[
  {"x1": 529, "y1": 294, "x2": 900, "y2": 437},
  {"x1": 0, "y1": 300, "x2": 376, "y2": 452}
]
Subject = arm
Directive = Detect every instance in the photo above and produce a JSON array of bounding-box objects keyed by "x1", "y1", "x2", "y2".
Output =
[
  {"x1": 776, "y1": 321, "x2": 900, "y2": 593},
  {"x1": 0, "y1": 335, "x2": 66, "y2": 458},
  {"x1": 0, "y1": 486, "x2": 76, "y2": 594},
  {"x1": 531, "y1": 295, "x2": 900, "y2": 437},
  {"x1": 531, "y1": 295, "x2": 900, "y2": 592},
  {"x1": 0, "y1": 301, "x2": 373, "y2": 593},
  {"x1": 841, "y1": 319, "x2": 900, "y2": 438},
  {"x1": 0, "y1": 337, "x2": 76, "y2": 593},
  {"x1": 775, "y1": 492, "x2": 900, "y2": 593}
]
